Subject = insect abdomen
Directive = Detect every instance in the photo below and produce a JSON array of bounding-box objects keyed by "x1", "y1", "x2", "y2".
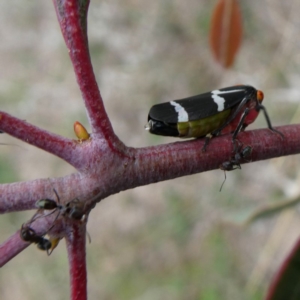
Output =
[{"x1": 177, "y1": 109, "x2": 231, "y2": 137}]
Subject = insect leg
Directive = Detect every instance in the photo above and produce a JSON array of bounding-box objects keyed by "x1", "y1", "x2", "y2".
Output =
[
  {"x1": 201, "y1": 133, "x2": 213, "y2": 152},
  {"x1": 212, "y1": 95, "x2": 252, "y2": 137},
  {"x1": 231, "y1": 108, "x2": 250, "y2": 141},
  {"x1": 257, "y1": 104, "x2": 284, "y2": 139}
]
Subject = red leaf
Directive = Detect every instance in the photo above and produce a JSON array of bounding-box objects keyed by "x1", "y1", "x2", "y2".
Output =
[
  {"x1": 265, "y1": 236, "x2": 300, "y2": 300},
  {"x1": 209, "y1": 0, "x2": 243, "y2": 68}
]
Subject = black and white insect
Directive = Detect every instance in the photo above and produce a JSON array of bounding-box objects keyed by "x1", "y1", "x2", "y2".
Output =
[{"x1": 146, "y1": 85, "x2": 283, "y2": 146}]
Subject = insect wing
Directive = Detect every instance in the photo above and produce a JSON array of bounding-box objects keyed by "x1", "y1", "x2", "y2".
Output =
[
  {"x1": 183, "y1": 86, "x2": 255, "y2": 122},
  {"x1": 148, "y1": 91, "x2": 216, "y2": 123},
  {"x1": 148, "y1": 85, "x2": 254, "y2": 124},
  {"x1": 148, "y1": 102, "x2": 178, "y2": 123}
]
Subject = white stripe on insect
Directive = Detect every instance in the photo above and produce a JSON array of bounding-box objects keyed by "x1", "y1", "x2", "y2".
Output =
[
  {"x1": 211, "y1": 89, "x2": 243, "y2": 111},
  {"x1": 170, "y1": 101, "x2": 189, "y2": 122}
]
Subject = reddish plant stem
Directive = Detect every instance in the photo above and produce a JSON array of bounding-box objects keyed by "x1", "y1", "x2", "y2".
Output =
[
  {"x1": 0, "y1": 232, "x2": 28, "y2": 267},
  {"x1": 129, "y1": 125, "x2": 300, "y2": 188},
  {"x1": 1, "y1": 125, "x2": 299, "y2": 215},
  {"x1": 0, "y1": 215, "x2": 56, "y2": 267},
  {"x1": 53, "y1": 0, "x2": 116, "y2": 144},
  {"x1": 0, "y1": 173, "x2": 85, "y2": 213},
  {"x1": 0, "y1": 111, "x2": 77, "y2": 165},
  {"x1": 2, "y1": 1, "x2": 298, "y2": 300},
  {"x1": 65, "y1": 222, "x2": 87, "y2": 300}
]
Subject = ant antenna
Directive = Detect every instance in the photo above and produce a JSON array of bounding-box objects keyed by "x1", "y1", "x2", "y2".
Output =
[{"x1": 219, "y1": 171, "x2": 227, "y2": 192}]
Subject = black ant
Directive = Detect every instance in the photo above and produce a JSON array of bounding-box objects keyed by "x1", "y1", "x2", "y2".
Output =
[
  {"x1": 220, "y1": 145, "x2": 252, "y2": 171},
  {"x1": 20, "y1": 224, "x2": 52, "y2": 254},
  {"x1": 219, "y1": 145, "x2": 252, "y2": 191},
  {"x1": 20, "y1": 190, "x2": 87, "y2": 255},
  {"x1": 35, "y1": 189, "x2": 85, "y2": 221}
]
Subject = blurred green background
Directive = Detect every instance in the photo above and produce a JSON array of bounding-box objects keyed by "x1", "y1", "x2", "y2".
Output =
[{"x1": 1, "y1": 1, "x2": 300, "y2": 299}]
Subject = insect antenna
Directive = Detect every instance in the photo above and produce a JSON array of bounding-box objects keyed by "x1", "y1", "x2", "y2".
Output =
[{"x1": 219, "y1": 171, "x2": 227, "y2": 192}]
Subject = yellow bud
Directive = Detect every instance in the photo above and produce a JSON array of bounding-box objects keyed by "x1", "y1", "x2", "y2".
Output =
[{"x1": 74, "y1": 121, "x2": 90, "y2": 141}]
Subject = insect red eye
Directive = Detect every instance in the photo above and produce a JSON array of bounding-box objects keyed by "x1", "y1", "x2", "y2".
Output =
[{"x1": 257, "y1": 90, "x2": 264, "y2": 102}]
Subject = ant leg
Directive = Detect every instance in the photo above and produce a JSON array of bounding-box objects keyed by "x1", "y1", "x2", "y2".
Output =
[
  {"x1": 30, "y1": 208, "x2": 58, "y2": 223},
  {"x1": 219, "y1": 171, "x2": 227, "y2": 192},
  {"x1": 44, "y1": 209, "x2": 62, "y2": 233},
  {"x1": 232, "y1": 139, "x2": 243, "y2": 155},
  {"x1": 52, "y1": 188, "x2": 61, "y2": 205},
  {"x1": 86, "y1": 231, "x2": 92, "y2": 244}
]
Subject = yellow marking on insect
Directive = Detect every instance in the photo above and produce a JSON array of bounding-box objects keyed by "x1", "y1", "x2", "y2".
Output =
[
  {"x1": 177, "y1": 109, "x2": 230, "y2": 137},
  {"x1": 48, "y1": 237, "x2": 61, "y2": 255}
]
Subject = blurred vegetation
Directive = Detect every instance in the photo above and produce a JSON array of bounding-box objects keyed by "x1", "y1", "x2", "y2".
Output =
[{"x1": 0, "y1": 1, "x2": 300, "y2": 299}]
